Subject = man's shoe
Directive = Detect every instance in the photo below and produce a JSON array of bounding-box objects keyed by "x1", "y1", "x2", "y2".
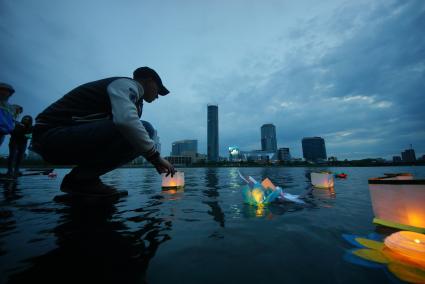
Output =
[{"x1": 60, "y1": 174, "x2": 128, "y2": 197}]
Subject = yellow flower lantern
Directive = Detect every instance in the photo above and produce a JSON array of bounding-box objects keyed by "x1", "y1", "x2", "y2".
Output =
[
  {"x1": 161, "y1": 172, "x2": 185, "y2": 188},
  {"x1": 344, "y1": 231, "x2": 425, "y2": 283},
  {"x1": 384, "y1": 231, "x2": 425, "y2": 267}
]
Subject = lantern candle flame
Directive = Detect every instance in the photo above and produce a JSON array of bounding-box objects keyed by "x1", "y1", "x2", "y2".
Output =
[
  {"x1": 368, "y1": 173, "x2": 425, "y2": 232},
  {"x1": 311, "y1": 172, "x2": 334, "y2": 189},
  {"x1": 161, "y1": 172, "x2": 185, "y2": 188},
  {"x1": 384, "y1": 231, "x2": 425, "y2": 267}
]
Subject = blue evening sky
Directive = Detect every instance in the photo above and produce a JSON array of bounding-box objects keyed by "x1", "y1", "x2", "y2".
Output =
[{"x1": 1, "y1": 0, "x2": 424, "y2": 159}]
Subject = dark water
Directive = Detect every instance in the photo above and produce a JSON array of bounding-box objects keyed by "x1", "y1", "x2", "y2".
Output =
[{"x1": 0, "y1": 166, "x2": 424, "y2": 284}]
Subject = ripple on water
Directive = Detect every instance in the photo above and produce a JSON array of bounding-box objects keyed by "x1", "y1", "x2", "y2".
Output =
[{"x1": 0, "y1": 166, "x2": 424, "y2": 284}]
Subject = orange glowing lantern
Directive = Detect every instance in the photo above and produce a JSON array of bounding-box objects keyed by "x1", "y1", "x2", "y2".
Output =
[
  {"x1": 384, "y1": 231, "x2": 425, "y2": 267},
  {"x1": 261, "y1": 178, "x2": 277, "y2": 190},
  {"x1": 368, "y1": 173, "x2": 425, "y2": 233},
  {"x1": 161, "y1": 172, "x2": 185, "y2": 188},
  {"x1": 311, "y1": 172, "x2": 334, "y2": 188}
]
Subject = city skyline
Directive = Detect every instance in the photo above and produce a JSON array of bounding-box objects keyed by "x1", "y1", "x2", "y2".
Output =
[
  {"x1": 1, "y1": 0, "x2": 424, "y2": 160},
  {"x1": 166, "y1": 114, "x2": 421, "y2": 161}
]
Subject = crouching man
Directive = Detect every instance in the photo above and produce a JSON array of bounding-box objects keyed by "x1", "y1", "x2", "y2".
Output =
[{"x1": 32, "y1": 67, "x2": 175, "y2": 197}]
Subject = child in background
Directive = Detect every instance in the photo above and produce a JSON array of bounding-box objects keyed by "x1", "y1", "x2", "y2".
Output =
[{"x1": 7, "y1": 115, "x2": 33, "y2": 178}]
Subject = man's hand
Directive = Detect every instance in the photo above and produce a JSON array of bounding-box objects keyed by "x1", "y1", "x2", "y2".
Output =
[{"x1": 151, "y1": 156, "x2": 176, "y2": 177}]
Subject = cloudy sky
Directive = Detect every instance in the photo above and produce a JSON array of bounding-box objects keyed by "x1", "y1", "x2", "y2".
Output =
[{"x1": 1, "y1": 0, "x2": 424, "y2": 160}]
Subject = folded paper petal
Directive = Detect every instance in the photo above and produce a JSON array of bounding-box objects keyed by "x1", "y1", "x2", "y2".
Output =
[{"x1": 261, "y1": 178, "x2": 276, "y2": 190}]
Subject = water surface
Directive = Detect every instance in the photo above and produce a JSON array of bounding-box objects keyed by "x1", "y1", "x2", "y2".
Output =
[{"x1": 0, "y1": 166, "x2": 424, "y2": 284}]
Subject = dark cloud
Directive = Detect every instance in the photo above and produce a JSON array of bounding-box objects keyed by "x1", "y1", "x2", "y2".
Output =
[
  {"x1": 192, "y1": 0, "x2": 425, "y2": 159},
  {"x1": 0, "y1": 0, "x2": 423, "y2": 160}
]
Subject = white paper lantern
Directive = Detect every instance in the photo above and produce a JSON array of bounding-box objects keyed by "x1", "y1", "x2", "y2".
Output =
[
  {"x1": 369, "y1": 173, "x2": 425, "y2": 232},
  {"x1": 161, "y1": 172, "x2": 185, "y2": 188},
  {"x1": 311, "y1": 172, "x2": 334, "y2": 188}
]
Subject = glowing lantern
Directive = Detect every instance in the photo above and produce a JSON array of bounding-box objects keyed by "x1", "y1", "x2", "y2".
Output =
[
  {"x1": 368, "y1": 173, "x2": 425, "y2": 233},
  {"x1": 261, "y1": 178, "x2": 276, "y2": 190},
  {"x1": 311, "y1": 172, "x2": 334, "y2": 188},
  {"x1": 384, "y1": 231, "x2": 425, "y2": 267},
  {"x1": 161, "y1": 172, "x2": 185, "y2": 188},
  {"x1": 251, "y1": 186, "x2": 265, "y2": 204},
  {"x1": 343, "y1": 232, "x2": 425, "y2": 282},
  {"x1": 382, "y1": 173, "x2": 414, "y2": 181},
  {"x1": 239, "y1": 171, "x2": 304, "y2": 206},
  {"x1": 240, "y1": 177, "x2": 281, "y2": 206}
]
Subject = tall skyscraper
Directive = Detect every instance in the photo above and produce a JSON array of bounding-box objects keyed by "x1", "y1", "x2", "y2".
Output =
[
  {"x1": 207, "y1": 104, "x2": 219, "y2": 162},
  {"x1": 261, "y1": 124, "x2": 277, "y2": 152},
  {"x1": 302, "y1": 137, "x2": 327, "y2": 162},
  {"x1": 171, "y1": 139, "x2": 198, "y2": 156},
  {"x1": 153, "y1": 129, "x2": 161, "y2": 153}
]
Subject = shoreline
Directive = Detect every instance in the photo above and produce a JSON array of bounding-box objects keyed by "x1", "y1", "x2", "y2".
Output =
[{"x1": 1, "y1": 164, "x2": 424, "y2": 169}]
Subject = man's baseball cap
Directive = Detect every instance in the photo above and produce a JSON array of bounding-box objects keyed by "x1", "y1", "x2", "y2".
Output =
[
  {"x1": 0, "y1": 83, "x2": 15, "y2": 95},
  {"x1": 133, "y1": 67, "x2": 169, "y2": 96}
]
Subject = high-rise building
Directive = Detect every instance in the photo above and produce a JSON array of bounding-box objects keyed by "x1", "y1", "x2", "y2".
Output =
[
  {"x1": 277, "y1": 147, "x2": 291, "y2": 161},
  {"x1": 207, "y1": 104, "x2": 219, "y2": 162},
  {"x1": 401, "y1": 148, "x2": 416, "y2": 162},
  {"x1": 302, "y1": 137, "x2": 327, "y2": 162},
  {"x1": 261, "y1": 124, "x2": 277, "y2": 152},
  {"x1": 171, "y1": 139, "x2": 198, "y2": 156},
  {"x1": 153, "y1": 129, "x2": 161, "y2": 153}
]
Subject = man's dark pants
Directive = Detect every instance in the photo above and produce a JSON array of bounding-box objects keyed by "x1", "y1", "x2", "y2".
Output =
[{"x1": 32, "y1": 119, "x2": 154, "y2": 181}]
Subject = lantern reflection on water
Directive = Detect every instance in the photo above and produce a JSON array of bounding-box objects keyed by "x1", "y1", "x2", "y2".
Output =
[
  {"x1": 161, "y1": 172, "x2": 185, "y2": 188},
  {"x1": 368, "y1": 173, "x2": 425, "y2": 233},
  {"x1": 311, "y1": 172, "x2": 334, "y2": 188}
]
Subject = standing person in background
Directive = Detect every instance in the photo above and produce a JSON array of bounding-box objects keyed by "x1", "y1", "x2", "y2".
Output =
[
  {"x1": 0, "y1": 83, "x2": 22, "y2": 146},
  {"x1": 32, "y1": 67, "x2": 175, "y2": 197},
  {"x1": 7, "y1": 115, "x2": 33, "y2": 178}
]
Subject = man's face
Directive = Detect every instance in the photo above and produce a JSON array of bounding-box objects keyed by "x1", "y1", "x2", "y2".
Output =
[{"x1": 143, "y1": 79, "x2": 159, "y2": 103}]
